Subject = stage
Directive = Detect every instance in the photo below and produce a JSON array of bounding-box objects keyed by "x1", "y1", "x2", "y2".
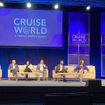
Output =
[
  {"x1": 0, "y1": 80, "x2": 86, "y2": 87},
  {"x1": 0, "y1": 79, "x2": 105, "y2": 87},
  {"x1": 1, "y1": 80, "x2": 105, "y2": 104}
]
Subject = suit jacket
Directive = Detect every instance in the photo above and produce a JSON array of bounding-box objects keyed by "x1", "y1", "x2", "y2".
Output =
[
  {"x1": 55, "y1": 64, "x2": 67, "y2": 73},
  {"x1": 8, "y1": 64, "x2": 19, "y2": 72},
  {"x1": 36, "y1": 64, "x2": 47, "y2": 72}
]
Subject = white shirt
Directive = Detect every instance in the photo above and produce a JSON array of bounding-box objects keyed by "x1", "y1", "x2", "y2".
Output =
[
  {"x1": 13, "y1": 64, "x2": 15, "y2": 69},
  {"x1": 60, "y1": 65, "x2": 63, "y2": 71},
  {"x1": 40, "y1": 64, "x2": 44, "y2": 72}
]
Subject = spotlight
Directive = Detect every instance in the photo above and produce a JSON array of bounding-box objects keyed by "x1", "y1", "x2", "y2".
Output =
[
  {"x1": 86, "y1": 5, "x2": 90, "y2": 10},
  {"x1": 0, "y1": 2, "x2": 4, "y2": 7},
  {"x1": 26, "y1": 2, "x2": 32, "y2": 8},
  {"x1": 54, "y1": 4, "x2": 59, "y2": 9}
]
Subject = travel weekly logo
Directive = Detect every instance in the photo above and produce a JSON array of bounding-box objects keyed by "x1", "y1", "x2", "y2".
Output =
[{"x1": 13, "y1": 18, "x2": 47, "y2": 35}]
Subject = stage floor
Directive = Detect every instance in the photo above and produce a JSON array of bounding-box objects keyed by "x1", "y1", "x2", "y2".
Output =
[
  {"x1": 0, "y1": 80, "x2": 86, "y2": 86},
  {"x1": 0, "y1": 80, "x2": 105, "y2": 87}
]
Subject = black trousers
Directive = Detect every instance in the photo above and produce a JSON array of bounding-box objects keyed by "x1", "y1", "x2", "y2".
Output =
[{"x1": 24, "y1": 68, "x2": 32, "y2": 78}]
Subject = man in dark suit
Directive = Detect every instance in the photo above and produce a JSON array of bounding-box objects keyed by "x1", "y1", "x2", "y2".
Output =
[
  {"x1": 8, "y1": 60, "x2": 19, "y2": 80},
  {"x1": 55, "y1": 60, "x2": 68, "y2": 81}
]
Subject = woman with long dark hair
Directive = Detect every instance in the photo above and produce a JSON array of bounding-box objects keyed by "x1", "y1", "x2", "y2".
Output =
[{"x1": 24, "y1": 61, "x2": 32, "y2": 80}]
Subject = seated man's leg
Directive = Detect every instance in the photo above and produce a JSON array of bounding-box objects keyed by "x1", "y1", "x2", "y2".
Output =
[
  {"x1": 15, "y1": 72, "x2": 18, "y2": 81},
  {"x1": 43, "y1": 71, "x2": 47, "y2": 81},
  {"x1": 12, "y1": 70, "x2": 17, "y2": 80},
  {"x1": 62, "y1": 74, "x2": 66, "y2": 81},
  {"x1": 15, "y1": 69, "x2": 18, "y2": 81},
  {"x1": 12, "y1": 71, "x2": 16, "y2": 76},
  {"x1": 13, "y1": 72, "x2": 15, "y2": 76},
  {"x1": 10, "y1": 70, "x2": 13, "y2": 73},
  {"x1": 10, "y1": 70, "x2": 15, "y2": 80},
  {"x1": 11, "y1": 70, "x2": 15, "y2": 76},
  {"x1": 36, "y1": 72, "x2": 40, "y2": 81}
]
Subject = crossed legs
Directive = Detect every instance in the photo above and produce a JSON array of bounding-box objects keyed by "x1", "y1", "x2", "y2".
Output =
[{"x1": 10, "y1": 70, "x2": 18, "y2": 81}]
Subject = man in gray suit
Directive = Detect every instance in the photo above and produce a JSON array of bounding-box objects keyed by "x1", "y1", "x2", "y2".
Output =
[
  {"x1": 36, "y1": 59, "x2": 47, "y2": 81},
  {"x1": 55, "y1": 60, "x2": 68, "y2": 81},
  {"x1": 8, "y1": 60, "x2": 19, "y2": 80}
]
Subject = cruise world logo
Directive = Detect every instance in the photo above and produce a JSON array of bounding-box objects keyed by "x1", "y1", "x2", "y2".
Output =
[{"x1": 13, "y1": 18, "x2": 47, "y2": 35}]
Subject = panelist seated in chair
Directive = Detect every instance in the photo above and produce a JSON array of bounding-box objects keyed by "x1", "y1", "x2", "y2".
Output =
[
  {"x1": 24, "y1": 61, "x2": 32, "y2": 80},
  {"x1": 74, "y1": 60, "x2": 89, "y2": 83},
  {"x1": 8, "y1": 60, "x2": 19, "y2": 80},
  {"x1": 36, "y1": 59, "x2": 48, "y2": 81},
  {"x1": 55, "y1": 60, "x2": 68, "y2": 81}
]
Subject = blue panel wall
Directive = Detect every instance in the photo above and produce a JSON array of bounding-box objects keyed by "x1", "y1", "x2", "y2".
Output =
[
  {"x1": 68, "y1": 13, "x2": 90, "y2": 65},
  {"x1": 101, "y1": 13, "x2": 105, "y2": 77}
]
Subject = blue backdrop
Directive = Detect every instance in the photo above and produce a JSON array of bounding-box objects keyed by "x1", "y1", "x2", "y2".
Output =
[
  {"x1": 0, "y1": 9, "x2": 68, "y2": 79},
  {"x1": 0, "y1": 7, "x2": 102, "y2": 79}
]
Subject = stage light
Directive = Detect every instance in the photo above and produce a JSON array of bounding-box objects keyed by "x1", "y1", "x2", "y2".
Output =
[
  {"x1": 0, "y1": 2, "x2": 4, "y2": 7},
  {"x1": 54, "y1": 4, "x2": 59, "y2": 9},
  {"x1": 26, "y1": 2, "x2": 32, "y2": 8},
  {"x1": 86, "y1": 5, "x2": 90, "y2": 10}
]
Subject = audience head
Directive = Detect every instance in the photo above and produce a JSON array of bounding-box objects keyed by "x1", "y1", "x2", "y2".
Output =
[
  {"x1": 60, "y1": 60, "x2": 64, "y2": 65},
  {"x1": 26, "y1": 61, "x2": 30, "y2": 66},
  {"x1": 80, "y1": 60, "x2": 85, "y2": 66},
  {"x1": 12, "y1": 60, "x2": 16, "y2": 64},
  {"x1": 40, "y1": 59, "x2": 44, "y2": 64}
]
